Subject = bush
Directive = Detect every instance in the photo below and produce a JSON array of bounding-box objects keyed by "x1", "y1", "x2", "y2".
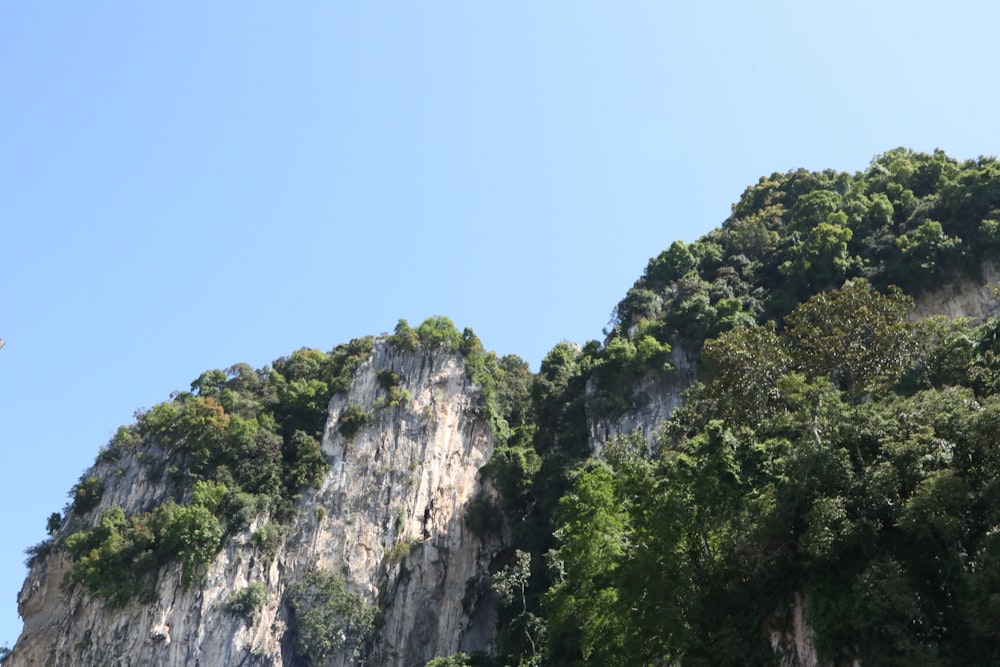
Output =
[
  {"x1": 324, "y1": 336, "x2": 376, "y2": 395},
  {"x1": 250, "y1": 522, "x2": 288, "y2": 561},
  {"x1": 156, "y1": 503, "x2": 224, "y2": 587},
  {"x1": 464, "y1": 493, "x2": 503, "y2": 539},
  {"x1": 388, "y1": 319, "x2": 420, "y2": 352},
  {"x1": 286, "y1": 569, "x2": 376, "y2": 664},
  {"x1": 374, "y1": 370, "x2": 411, "y2": 409},
  {"x1": 377, "y1": 369, "x2": 401, "y2": 391},
  {"x1": 338, "y1": 405, "x2": 373, "y2": 440},
  {"x1": 65, "y1": 506, "x2": 157, "y2": 605},
  {"x1": 70, "y1": 476, "x2": 105, "y2": 516},
  {"x1": 416, "y1": 316, "x2": 463, "y2": 351},
  {"x1": 385, "y1": 539, "x2": 413, "y2": 563},
  {"x1": 284, "y1": 431, "x2": 328, "y2": 493},
  {"x1": 24, "y1": 539, "x2": 53, "y2": 568},
  {"x1": 46, "y1": 512, "x2": 62, "y2": 536},
  {"x1": 224, "y1": 582, "x2": 268, "y2": 618},
  {"x1": 427, "y1": 654, "x2": 472, "y2": 667}
]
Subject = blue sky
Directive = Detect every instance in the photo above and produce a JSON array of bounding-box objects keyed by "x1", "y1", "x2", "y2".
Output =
[{"x1": 3, "y1": 2, "x2": 1000, "y2": 648}]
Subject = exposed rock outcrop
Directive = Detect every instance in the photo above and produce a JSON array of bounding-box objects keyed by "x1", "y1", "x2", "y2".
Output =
[
  {"x1": 587, "y1": 342, "x2": 697, "y2": 453},
  {"x1": 588, "y1": 262, "x2": 1000, "y2": 457},
  {"x1": 11, "y1": 260, "x2": 1000, "y2": 667},
  {"x1": 911, "y1": 262, "x2": 1000, "y2": 322},
  {"x1": 9, "y1": 342, "x2": 504, "y2": 667}
]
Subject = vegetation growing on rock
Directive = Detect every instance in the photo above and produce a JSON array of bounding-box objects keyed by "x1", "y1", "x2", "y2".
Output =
[
  {"x1": 285, "y1": 568, "x2": 376, "y2": 664},
  {"x1": 463, "y1": 148, "x2": 1000, "y2": 666},
  {"x1": 54, "y1": 338, "x2": 375, "y2": 604},
  {"x1": 23, "y1": 148, "x2": 1000, "y2": 665}
]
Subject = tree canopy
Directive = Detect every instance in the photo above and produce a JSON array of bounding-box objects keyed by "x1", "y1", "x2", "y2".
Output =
[
  {"x1": 469, "y1": 149, "x2": 1000, "y2": 666},
  {"x1": 39, "y1": 149, "x2": 1000, "y2": 666}
]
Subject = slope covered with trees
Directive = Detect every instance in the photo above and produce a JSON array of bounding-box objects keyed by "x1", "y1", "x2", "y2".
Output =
[
  {"x1": 18, "y1": 148, "x2": 1000, "y2": 666},
  {"x1": 470, "y1": 148, "x2": 1000, "y2": 666}
]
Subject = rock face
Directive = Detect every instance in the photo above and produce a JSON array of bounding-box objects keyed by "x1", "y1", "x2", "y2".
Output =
[
  {"x1": 587, "y1": 342, "x2": 697, "y2": 453},
  {"x1": 910, "y1": 262, "x2": 1000, "y2": 321},
  {"x1": 11, "y1": 265, "x2": 1000, "y2": 667},
  {"x1": 587, "y1": 264, "x2": 1000, "y2": 456},
  {"x1": 9, "y1": 342, "x2": 504, "y2": 667}
]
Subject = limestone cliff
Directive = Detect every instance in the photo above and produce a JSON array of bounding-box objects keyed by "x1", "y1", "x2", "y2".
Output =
[
  {"x1": 9, "y1": 342, "x2": 504, "y2": 667},
  {"x1": 11, "y1": 264, "x2": 1000, "y2": 667},
  {"x1": 586, "y1": 341, "x2": 697, "y2": 453},
  {"x1": 910, "y1": 262, "x2": 1000, "y2": 322},
  {"x1": 590, "y1": 264, "x2": 1000, "y2": 455}
]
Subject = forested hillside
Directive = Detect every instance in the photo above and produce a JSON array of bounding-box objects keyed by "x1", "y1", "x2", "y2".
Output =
[
  {"x1": 454, "y1": 148, "x2": 1000, "y2": 666},
  {"x1": 14, "y1": 148, "x2": 1000, "y2": 667}
]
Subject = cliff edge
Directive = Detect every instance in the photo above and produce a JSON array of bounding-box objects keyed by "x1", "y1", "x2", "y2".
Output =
[{"x1": 9, "y1": 340, "x2": 504, "y2": 667}]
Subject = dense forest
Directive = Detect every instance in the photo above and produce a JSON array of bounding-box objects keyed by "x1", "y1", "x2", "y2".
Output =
[
  {"x1": 26, "y1": 148, "x2": 1000, "y2": 666},
  {"x1": 458, "y1": 147, "x2": 1000, "y2": 666}
]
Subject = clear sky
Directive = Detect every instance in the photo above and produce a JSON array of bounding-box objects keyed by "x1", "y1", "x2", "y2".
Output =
[{"x1": 3, "y1": 1, "x2": 1000, "y2": 649}]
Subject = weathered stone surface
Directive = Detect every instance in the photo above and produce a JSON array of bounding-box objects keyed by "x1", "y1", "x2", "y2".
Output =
[
  {"x1": 911, "y1": 262, "x2": 1000, "y2": 322},
  {"x1": 13, "y1": 264, "x2": 1000, "y2": 667},
  {"x1": 588, "y1": 263, "x2": 1000, "y2": 458},
  {"x1": 587, "y1": 341, "x2": 697, "y2": 454},
  {"x1": 9, "y1": 342, "x2": 503, "y2": 667}
]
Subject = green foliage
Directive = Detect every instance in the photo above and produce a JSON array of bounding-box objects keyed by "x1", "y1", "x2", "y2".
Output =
[
  {"x1": 376, "y1": 369, "x2": 401, "y2": 391},
  {"x1": 462, "y1": 334, "x2": 535, "y2": 447},
  {"x1": 250, "y1": 521, "x2": 288, "y2": 562},
  {"x1": 646, "y1": 240, "x2": 697, "y2": 286},
  {"x1": 60, "y1": 340, "x2": 380, "y2": 603},
  {"x1": 703, "y1": 321, "x2": 789, "y2": 423},
  {"x1": 904, "y1": 315, "x2": 979, "y2": 390},
  {"x1": 276, "y1": 377, "x2": 328, "y2": 436},
  {"x1": 50, "y1": 148, "x2": 1000, "y2": 663},
  {"x1": 70, "y1": 476, "x2": 104, "y2": 515},
  {"x1": 703, "y1": 279, "x2": 916, "y2": 410},
  {"x1": 385, "y1": 539, "x2": 413, "y2": 563},
  {"x1": 337, "y1": 404, "x2": 373, "y2": 440},
  {"x1": 224, "y1": 582, "x2": 268, "y2": 618},
  {"x1": 24, "y1": 539, "x2": 54, "y2": 568},
  {"x1": 784, "y1": 279, "x2": 916, "y2": 396},
  {"x1": 778, "y1": 216, "x2": 861, "y2": 298},
  {"x1": 416, "y1": 315, "x2": 463, "y2": 351},
  {"x1": 285, "y1": 568, "x2": 376, "y2": 664},
  {"x1": 894, "y1": 219, "x2": 964, "y2": 286},
  {"x1": 493, "y1": 550, "x2": 544, "y2": 661},
  {"x1": 388, "y1": 318, "x2": 420, "y2": 351},
  {"x1": 65, "y1": 506, "x2": 159, "y2": 605},
  {"x1": 374, "y1": 369, "x2": 411, "y2": 409},
  {"x1": 176, "y1": 396, "x2": 231, "y2": 477},
  {"x1": 611, "y1": 148, "x2": 1000, "y2": 355},
  {"x1": 481, "y1": 340, "x2": 595, "y2": 664},
  {"x1": 283, "y1": 430, "x2": 326, "y2": 495},
  {"x1": 155, "y1": 502, "x2": 225, "y2": 587},
  {"x1": 545, "y1": 460, "x2": 652, "y2": 664},
  {"x1": 426, "y1": 654, "x2": 497, "y2": 667},
  {"x1": 46, "y1": 512, "x2": 62, "y2": 536},
  {"x1": 464, "y1": 492, "x2": 503, "y2": 539},
  {"x1": 426, "y1": 654, "x2": 473, "y2": 667},
  {"x1": 190, "y1": 479, "x2": 228, "y2": 514},
  {"x1": 322, "y1": 336, "x2": 375, "y2": 396},
  {"x1": 484, "y1": 444, "x2": 540, "y2": 513},
  {"x1": 589, "y1": 331, "x2": 673, "y2": 417},
  {"x1": 542, "y1": 303, "x2": 1000, "y2": 664}
]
